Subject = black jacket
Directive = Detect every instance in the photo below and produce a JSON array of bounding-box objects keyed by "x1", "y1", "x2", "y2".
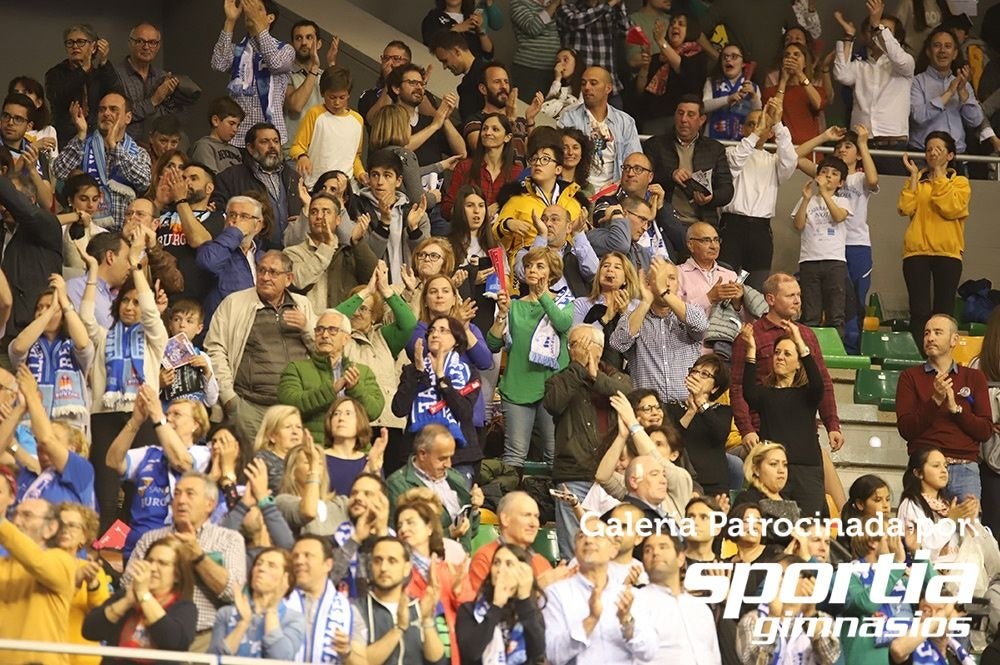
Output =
[
  {"x1": 210, "y1": 152, "x2": 303, "y2": 250},
  {"x1": 44, "y1": 59, "x2": 122, "y2": 147},
  {"x1": 642, "y1": 131, "x2": 734, "y2": 224},
  {"x1": 0, "y1": 177, "x2": 63, "y2": 336}
]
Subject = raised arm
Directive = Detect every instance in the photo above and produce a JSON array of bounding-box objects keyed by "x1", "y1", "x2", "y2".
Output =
[{"x1": 16, "y1": 366, "x2": 69, "y2": 473}]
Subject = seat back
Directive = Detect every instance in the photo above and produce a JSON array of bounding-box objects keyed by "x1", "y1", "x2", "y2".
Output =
[
  {"x1": 533, "y1": 527, "x2": 561, "y2": 566},
  {"x1": 471, "y1": 524, "x2": 500, "y2": 553},
  {"x1": 954, "y1": 336, "x2": 984, "y2": 367},
  {"x1": 811, "y1": 327, "x2": 848, "y2": 356},
  {"x1": 853, "y1": 368, "x2": 902, "y2": 405},
  {"x1": 861, "y1": 331, "x2": 922, "y2": 364}
]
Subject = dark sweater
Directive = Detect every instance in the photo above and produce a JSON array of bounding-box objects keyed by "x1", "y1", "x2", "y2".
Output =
[
  {"x1": 666, "y1": 401, "x2": 733, "y2": 495},
  {"x1": 82, "y1": 592, "x2": 197, "y2": 664},
  {"x1": 741, "y1": 354, "x2": 825, "y2": 466},
  {"x1": 455, "y1": 598, "x2": 545, "y2": 665}
]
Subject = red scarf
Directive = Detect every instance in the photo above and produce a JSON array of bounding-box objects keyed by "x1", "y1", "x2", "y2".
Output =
[{"x1": 117, "y1": 591, "x2": 180, "y2": 663}]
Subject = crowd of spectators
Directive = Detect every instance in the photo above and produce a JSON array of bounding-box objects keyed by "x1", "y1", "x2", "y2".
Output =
[{"x1": 1, "y1": 0, "x2": 1000, "y2": 663}]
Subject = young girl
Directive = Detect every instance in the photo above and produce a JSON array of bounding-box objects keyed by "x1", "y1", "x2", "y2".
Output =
[
  {"x1": 541, "y1": 47, "x2": 583, "y2": 122},
  {"x1": 703, "y1": 43, "x2": 762, "y2": 141}
]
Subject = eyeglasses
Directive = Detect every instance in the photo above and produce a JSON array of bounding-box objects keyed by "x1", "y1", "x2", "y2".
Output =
[
  {"x1": 314, "y1": 325, "x2": 346, "y2": 336},
  {"x1": 401, "y1": 78, "x2": 425, "y2": 87},
  {"x1": 227, "y1": 211, "x2": 262, "y2": 223},
  {"x1": 690, "y1": 236, "x2": 721, "y2": 245},
  {"x1": 61, "y1": 522, "x2": 86, "y2": 532},
  {"x1": 636, "y1": 403, "x2": 663, "y2": 413},
  {"x1": 622, "y1": 164, "x2": 653, "y2": 175},
  {"x1": 528, "y1": 155, "x2": 557, "y2": 166},
  {"x1": 64, "y1": 39, "x2": 93, "y2": 48},
  {"x1": 1, "y1": 113, "x2": 28, "y2": 126},
  {"x1": 688, "y1": 367, "x2": 716, "y2": 380},
  {"x1": 381, "y1": 54, "x2": 407, "y2": 63},
  {"x1": 129, "y1": 38, "x2": 160, "y2": 48},
  {"x1": 257, "y1": 267, "x2": 290, "y2": 278},
  {"x1": 415, "y1": 251, "x2": 443, "y2": 261},
  {"x1": 626, "y1": 210, "x2": 654, "y2": 227}
]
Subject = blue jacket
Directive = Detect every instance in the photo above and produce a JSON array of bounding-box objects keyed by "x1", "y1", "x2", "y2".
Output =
[
  {"x1": 195, "y1": 226, "x2": 265, "y2": 324},
  {"x1": 558, "y1": 103, "x2": 643, "y2": 184}
]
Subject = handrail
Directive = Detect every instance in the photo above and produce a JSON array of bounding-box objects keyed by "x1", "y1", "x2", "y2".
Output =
[{"x1": 0, "y1": 638, "x2": 299, "y2": 665}]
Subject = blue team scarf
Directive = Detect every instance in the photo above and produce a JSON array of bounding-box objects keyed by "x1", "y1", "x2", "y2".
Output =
[
  {"x1": 522, "y1": 288, "x2": 573, "y2": 370},
  {"x1": 103, "y1": 321, "x2": 146, "y2": 410},
  {"x1": 82, "y1": 131, "x2": 141, "y2": 221},
  {"x1": 855, "y1": 559, "x2": 913, "y2": 648},
  {"x1": 911, "y1": 637, "x2": 975, "y2": 665},
  {"x1": 410, "y1": 350, "x2": 471, "y2": 445},
  {"x1": 474, "y1": 597, "x2": 527, "y2": 665},
  {"x1": 26, "y1": 336, "x2": 88, "y2": 418},
  {"x1": 228, "y1": 36, "x2": 285, "y2": 127},
  {"x1": 288, "y1": 580, "x2": 354, "y2": 663},
  {"x1": 708, "y1": 75, "x2": 755, "y2": 140}
]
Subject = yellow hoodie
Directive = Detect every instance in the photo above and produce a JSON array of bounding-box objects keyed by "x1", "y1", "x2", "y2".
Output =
[{"x1": 897, "y1": 170, "x2": 971, "y2": 260}]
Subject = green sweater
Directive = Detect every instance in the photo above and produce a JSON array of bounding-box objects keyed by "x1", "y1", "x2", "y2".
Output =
[
  {"x1": 276, "y1": 354, "x2": 384, "y2": 443},
  {"x1": 385, "y1": 456, "x2": 480, "y2": 552},
  {"x1": 336, "y1": 292, "x2": 416, "y2": 358},
  {"x1": 486, "y1": 292, "x2": 573, "y2": 404}
]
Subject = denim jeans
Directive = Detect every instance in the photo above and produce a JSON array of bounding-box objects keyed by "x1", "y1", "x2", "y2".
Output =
[
  {"x1": 555, "y1": 480, "x2": 593, "y2": 560},
  {"x1": 501, "y1": 399, "x2": 555, "y2": 467},
  {"x1": 946, "y1": 461, "x2": 982, "y2": 503},
  {"x1": 727, "y1": 453, "x2": 746, "y2": 494}
]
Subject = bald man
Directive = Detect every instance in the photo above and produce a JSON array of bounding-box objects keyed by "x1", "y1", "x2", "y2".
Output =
[
  {"x1": 677, "y1": 221, "x2": 744, "y2": 319},
  {"x1": 559, "y1": 67, "x2": 642, "y2": 191},
  {"x1": 515, "y1": 204, "x2": 598, "y2": 296}
]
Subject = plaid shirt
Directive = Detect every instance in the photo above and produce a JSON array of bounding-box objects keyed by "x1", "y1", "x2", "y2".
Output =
[
  {"x1": 210, "y1": 29, "x2": 295, "y2": 147},
  {"x1": 114, "y1": 57, "x2": 179, "y2": 141},
  {"x1": 123, "y1": 522, "x2": 247, "y2": 631},
  {"x1": 556, "y1": 1, "x2": 631, "y2": 93},
  {"x1": 609, "y1": 301, "x2": 708, "y2": 402},
  {"x1": 736, "y1": 607, "x2": 841, "y2": 665}
]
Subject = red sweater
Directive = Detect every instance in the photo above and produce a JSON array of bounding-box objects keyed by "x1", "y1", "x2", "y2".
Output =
[{"x1": 896, "y1": 363, "x2": 992, "y2": 460}]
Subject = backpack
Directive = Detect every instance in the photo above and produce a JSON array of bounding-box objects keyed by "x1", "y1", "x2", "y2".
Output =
[{"x1": 958, "y1": 279, "x2": 1000, "y2": 323}]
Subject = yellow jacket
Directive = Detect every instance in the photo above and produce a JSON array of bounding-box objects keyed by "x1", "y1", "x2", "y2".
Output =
[
  {"x1": 897, "y1": 170, "x2": 971, "y2": 260},
  {"x1": 68, "y1": 567, "x2": 112, "y2": 665},
  {"x1": 0, "y1": 520, "x2": 77, "y2": 665},
  {"x1": 493, "y1": 180, "x2": 585, "y2": 265},
  {"x1": 289, "y1": 104, "x2": 366, "y2": 181}
]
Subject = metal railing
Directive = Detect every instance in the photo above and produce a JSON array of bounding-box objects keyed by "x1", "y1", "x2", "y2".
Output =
[{"x1": 0, "y1": 638, "x2": 299, "y2": 665}]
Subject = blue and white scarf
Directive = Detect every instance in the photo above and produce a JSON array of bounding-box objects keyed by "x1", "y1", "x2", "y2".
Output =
[
  {"x1": 288, "y1": 580, "x2": 355, "y2": 663},
  {"x1": 229, "y1": 36, "x2": 284, "y2": 127},
  {"x1": 82, "y1": 131, "x2": 140, "y2": 222},
  {"x1": 410, "y1": 350, "x2": 471, "y2": 445},
  {"x1": 911, "y1": 637, "x2": 975, "y2": 665},
  {"x1": 521, "y1": 288, "x2": 573, "y2": 370},
  {"x1": 756, "y1": 604, "x2": 815, "y2": 665},
  {"x1": 708, "y1": 75, "x2": 756, "y2": 140},
  {"x1": 27, "y1": 336, "x2": 88, "y2": 418},
  {"x1": 474, "y1": 597, "x2": 527, "y2": 665},
  {"x1": 104, "y1": 321, "x2": 146, "y2": 411},
  {"x1": 855, "y1": 559, "x2": 913, "y2": 647}
]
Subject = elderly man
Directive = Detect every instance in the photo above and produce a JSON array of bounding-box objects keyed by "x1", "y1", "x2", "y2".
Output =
[
  {"x1": 633, "y1": 533, "x2": 722, "y2": 664},
  {"x1": 206, "y1": 249, "x2": 315, "y2": 448},
  {"x1": 897, "y1": 314, "x2": 992, "y2": 502},
  {"x1": 515, "y1": 204, "x2": 598, "y2": 296},
  {"x1": 643, "y1": 95, "x2": 733, "y2": 250},
  {"x1": 0, "y1": 488, "x2": 76, "y2": 665},
  {"x1": 210, "y1": 122, "x2": 302, "y2": 249},
  {"x1": 610, "y1": 257, "x2": 708, "y2": 402},
  {"x1": 545, "y1": 324, "x2": 633, "y2": 557},
  {"x1": 196, "y1": 195, "x2": 268, "y2": 321},
  {"x1": 289, "y1": 535, "x2": 368, "y2": 663},
  {"x1": 115, "y1": 22, "x2": 197, "y2": 142},
  {"x1": 543, "y1": 523, "x2": 656, "y2": 665},
  {"x1": 283, "y1": 192, "x2": 379, "y2": 310},
  {"x1": 52, "y1": 91, "x2": 152, "y2": 230},
  {"x1": 677, "y1": 221, "x2": 746, "y2": 320},
  {"x1": 559, "y1": 67, "x2": 642, "y2": 191},
  {"x1": 385, "y1": 424, "x2": 483, "y2": 552},
  {"x1": 123, "y1": 472, "x2": 246, "y2": 652},
  {"x1": 623, "y1": 454, "x2": 673, "y2": 523},
  {"x1": 277, "y1": 309, "x2": 383, "y2": 441}
]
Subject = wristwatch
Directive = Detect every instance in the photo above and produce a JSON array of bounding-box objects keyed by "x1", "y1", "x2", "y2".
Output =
[
  {"x1": 801, "y1": 77, "x2": 811, "y2": 87},
  {"x1": 951, "y1": 404, "x2": 964, "y2": 415},
  {"x1": 154, "y1": 418, "x2": 168, "y2": 429},
  {"x1": 8, "y1": 442, "x2": 18, "y2": 454},
  {"x1": 139, "y1": 591, "x2": 153, "y2": 603}
]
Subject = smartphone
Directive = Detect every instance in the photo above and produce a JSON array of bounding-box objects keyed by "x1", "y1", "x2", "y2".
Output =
[
  {"x1": 453, "y1": 504, "x2": 473, "y2": 526},
  {"x1": 548, "y1": 488, "x2": 576, "y2": 503}
]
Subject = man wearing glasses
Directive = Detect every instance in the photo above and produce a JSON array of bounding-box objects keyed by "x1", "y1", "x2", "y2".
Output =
[
  {"x1": 196, "y1": 195, "x2": 267, "y2": 322},
  {"x1": 677, "y1": 221, "x2": 745, "y2": 320},
  {"x1": 45, "y1": 23, "x2": 120, "y2": 147},
  {"x1": 115, "y1": 22, "x2": 199, "y2": 142},
  {"x1": 206, "y1": 248, "x2": 315, "y2": 446}
]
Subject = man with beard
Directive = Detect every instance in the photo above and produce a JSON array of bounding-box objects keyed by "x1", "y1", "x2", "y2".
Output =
[
  {"x1": 359, "y1": 41, "x2": 424, "y2": 123},
  {"x1": 388, "y1": 63, "x2": 465, "y2": 170},
  {"x1": 288, "y1": 536, "x2": 367, "y2": 664},
  {"x1": 156, "y1": 162, "x2": 225, "y2": 301},
  {"x1": 461, "y1": 61, "x2": 542, "y2": 161},
  {"x1": 331, "y1": 473, "x2": 393, "y2": 599},
  {"x1": 52, "y1": 91, "x2": 152, "y2": 230},
  {"x1": 283, "y1": 20, "x2": 338, "y2": 155},
  {"x1": 359, "y1": 536, "x2": 447, "y2": 665},
  {"x1": 211, "y1": 122, "x2": 302, "y2": 249}
]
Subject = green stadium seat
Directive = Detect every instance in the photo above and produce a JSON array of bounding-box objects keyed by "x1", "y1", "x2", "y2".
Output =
[
  {"x1": 854, "y1": 368, "x2": 901, "y2": 406},
  {"x1": 809, "y1": 327, "x2": 871, "y2": 369},
  {"x1": 969, "y1": 323, "x2": 987, "y2": 336},
  {"x1": 471, "y1": 524, "x2": 500, "y2": 553},
  {"x1": 861, "y1": 331, "x2": 923, "y2": 368},
  {"x1": 878, "y1": 397, "x2": 897, "y2": 412},
  {"x1": 522, "y1": 462, "x2": 552, "y2": 477},
  {"x1": 533, "y1": 527, "x2": 561, "y2": 565},
  {"x1": 868, "y1": 293, "x2": 883, "y2": 320}
]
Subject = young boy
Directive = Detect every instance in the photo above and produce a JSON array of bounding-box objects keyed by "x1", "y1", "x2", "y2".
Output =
[
  {"x1": 792, "y1": 156, "x2": 853, "y2": 335},
  {"x1": 159, "y1": 299, "x2": 218, "y2": 409},
  {"x1": 797, "y1": 125, "x2": 879, "y2": 352},
  {"x1": 354, "y1": 148, "x2": 428, "y2": 286},
  {"x1": 189, "y1": 96, "x2": 245, "y2": 174},
  {"x1": 289, "y1": 67, "x2": 366, "y2": 188}
]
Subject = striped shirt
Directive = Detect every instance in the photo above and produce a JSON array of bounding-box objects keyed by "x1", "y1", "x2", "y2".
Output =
[{"x1": 510, "y1": 0, "x2": 563, "y2": 70}]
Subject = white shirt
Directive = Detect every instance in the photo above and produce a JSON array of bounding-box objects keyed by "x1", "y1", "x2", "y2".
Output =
[
  {"x1": 720, "y1": 123, "x2": 797, "y2": 218},
  {"x1": 633, "y1": 585, "x2": 721, "y2": 665},
  {"x1": 833, "y1": 27, "x2": 914, "y2": 138},
  {"x1": 543, "y1": 570, "x2": 657, "y2": 665},
  {"x1": 792, "y1": 193, "x2": 853, "y2": 263},
  {"x1": 586, "y1": 107, "x2": 617, "y2": 190},
  {"x1": 840, "y1": 171, "x2": 878, "y2": 246}
]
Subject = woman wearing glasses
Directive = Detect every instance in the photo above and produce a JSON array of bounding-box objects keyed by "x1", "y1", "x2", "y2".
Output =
[
  {"x1": 57, "y1": 502, "x2": 111, "y2": 665},
  {"x1": 398, "y1": 237, "x2": 457, "y2": 308},
  {"x1": 44, "y1": 23, "x2": 119, "y2": 146}
]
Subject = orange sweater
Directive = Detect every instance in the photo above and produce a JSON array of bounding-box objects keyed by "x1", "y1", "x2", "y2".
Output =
[
  {"x1": 0, "y1": 520, "x2": 77, "y2": 665},
  {"x1": 897, "y1": 171, "x2": 971, "y2": 260}
]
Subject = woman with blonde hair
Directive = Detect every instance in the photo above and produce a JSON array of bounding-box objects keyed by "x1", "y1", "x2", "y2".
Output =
[
  {"x1": 57, "y1": 502, "x2": 110, "y2": 665},
  {"x1": 251, "y1": 405, "x2": 305, "y2": 495},
  {"x1": 571, "y1": 251, "x2": 639, "y2": 369},
  {"x1": 734, "y1": 442, "x2": 793, "y2": 505},
  {"x1": 275, "y1": 440, "x2": 348, "y2": 537}
]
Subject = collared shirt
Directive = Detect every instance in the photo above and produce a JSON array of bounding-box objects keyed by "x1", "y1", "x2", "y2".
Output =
[
  {"x1": 633, "y1": 585, "x2": 722, "y2": 665},
  {"x1": 67, "y1": 275, "x2": 115, "y2": 329},
  {"x1": 721, "y1": 123, "x2": 798, "y2": 218},
  {"x1": 543, "y1": 570, "x2": 657, "y2": 665},
  {"x1": 609, "y1": 300, "x2": 708, "y2": 403},
  {"x1": 123, "y1": 522, "x2": 247, "y2": 631},
  {"x1": 833, "y1": 29, "x2": 914, "y2": 139},
  {"x1": 730, "y1": 316, "x2": 840, "y2": 436},
  {"x1": 413, "y1": 464, "x2": 461, "y2": 518},
  {"x1": 910, "y1": 67, "x2": 990, "y2": 152},
  {"x1": 678, "y1": 258, "x2": 738, "y2": 319},
  {"x1": 114, "y1": 56, "x2": 176, "y2": 141},
  {"x1": 555, "y1": 2, "x2": 631, "y2": 93},
  {"x1": 515, "y1": 233, "x2": 599, "y2": 294}
]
